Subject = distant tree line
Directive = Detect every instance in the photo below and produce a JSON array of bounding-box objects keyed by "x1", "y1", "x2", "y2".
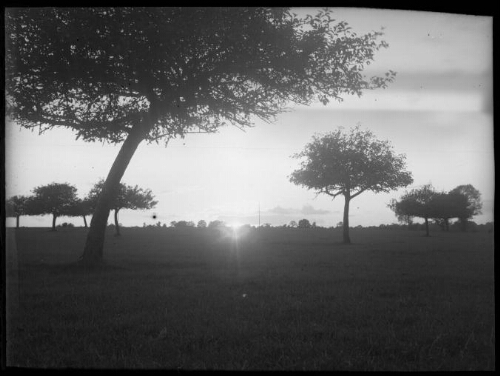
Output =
[
  {"x1": 141, "y1": 219, "x2": 492, "y2": 234},
  {"x1": 6, "y1": 181, "x2": 157, "y2": 234},
  {"x1": 7, "y1": 181, "x2": 485, "y2": 238},
  {"x1": 389, "y1": 183, "x2": 483, "y2": 236}
]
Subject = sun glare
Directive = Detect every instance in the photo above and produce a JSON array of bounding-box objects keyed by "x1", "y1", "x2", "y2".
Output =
[{"x1": 229, "y1": 222, "x2": 242, "y2": 229}]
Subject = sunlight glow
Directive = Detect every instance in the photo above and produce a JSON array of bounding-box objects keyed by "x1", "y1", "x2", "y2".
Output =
[{"x1": 228, "y1": 222, "x2": 243, "y2": 229}]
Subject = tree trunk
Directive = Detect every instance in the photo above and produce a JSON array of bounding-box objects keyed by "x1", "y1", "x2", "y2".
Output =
[
  {"x1": 52, "y1": 213, "x2": 58, "y2": 231},
  {"x1": 16, "y1": 215, "x2": 20, "y2": 229},
  {"x1": 460, "y1": 218, "x2": 467, "y2": 232},
  {"x1": 424, "y1": 217, "x2": 429, "y2": 236},
  {"x1": 114, "y1": 209, "x2": 121, "y2": 236},
  {"x1": 342, "y1": 194, "x2": 351, "y2": 244},
  {"x1": 82, "y1": 215, "x2": 88, "y2": 228},
  {"x1": 444, "y1": 218, "x2": 449, "y2": 232},
  {"x1": 80, "y1": 123, "x2": 148, "y2": 267}
]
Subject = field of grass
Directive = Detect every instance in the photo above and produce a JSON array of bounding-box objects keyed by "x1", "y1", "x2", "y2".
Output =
[{"x1": 5, "y1": 226, "x2": 495, "y2": 370}]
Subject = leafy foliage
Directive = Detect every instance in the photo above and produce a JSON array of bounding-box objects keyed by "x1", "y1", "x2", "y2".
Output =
[
  {"x1": 29, "y1": 183, "x2": 78, "y2": 217},
  {"x1": 388, "y1": 184, "x2": 434, "y2": 220},
  {"x1": 172, "y1": 220, "x2": 195, "y2": 228},
  {"x1": 298, "y1": 218, "x2": 312, "y2": 228},
  {"x1": 290, "y1": 125, "x2": 413, "y2": 199},
  {"x1": 290, "y1": 125, "x2": 413, "y2": 242},
  {"x1": 67, "y1": 197, "x2": 94, "y2": 217},
  {"x1": 390, "y1": 184, "x2": 482, "y2": 233},
  {"x1": 87, "y1": 179, "x2": 157, "y2": 212},
  {"x1": 5, "y1": 7, "x2": 397, "y2": 264},
  {"x1": 6, "y1": 7, "x2": 396, "y2": 145},
  {"x1": 449, "y1": 184, "x2": 482, "y2": 219},
  {"x1": 6, "y1": 195, "x2": 30, "y2": 217}
]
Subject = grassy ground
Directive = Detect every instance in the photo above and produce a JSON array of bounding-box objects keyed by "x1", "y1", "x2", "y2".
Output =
[{"x1": 5, "y1": 226, "x2": 495, "y2": 370}]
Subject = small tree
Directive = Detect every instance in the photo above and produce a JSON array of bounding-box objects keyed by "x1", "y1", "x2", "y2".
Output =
[
  {"x1": 298, "y1": 218, "x2": 312, "y2": 228},
  {"x1": 290, "y1": 126, "x2": 413, "y2": 243},
  {"x1": 449, "y1": 184, "x2": 482, "y2": 232},
  {"x1": 389, "y1": 184, "x2": 438, "y2": 237},
  {"x1": 197, "y1": 220, "x2": 207, "y2": 228},
  {"x1": 88, "y1": 180, "x2": 157, "y2": 236},
  {"x1": 67, "y1": 197, "x2": 94, "y2": 227},
  {"x1": 288, "y1": 220, "x2": 298, "y2": 228},
  {"x1": 388, "y1": 198, "x2": 414, "y2": 228},
  {"x1": 429, "y1": 191, "x2": 469, "y2": 232},
  {"x1": 29, "y1": 183, "x2": 79, "y2": 231},
  {"x1": 6, "y1": 195, "x2": 30, "y2": 228}
]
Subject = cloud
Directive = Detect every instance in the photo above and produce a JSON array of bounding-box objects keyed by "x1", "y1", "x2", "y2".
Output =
[
  {"x1": 267, "y1": 204, "x2": 330, "y2": 215},
  {"x1": 300, "y1": 204, "x2": 330, "y2": 215},
  {"x1": 268, "y1": 205, "x2": 295, "y2": 215}
]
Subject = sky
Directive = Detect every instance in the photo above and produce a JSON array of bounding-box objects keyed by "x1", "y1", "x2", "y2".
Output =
[{"x1": 5, "y1": 8, "x2": 494, "y2": 228}]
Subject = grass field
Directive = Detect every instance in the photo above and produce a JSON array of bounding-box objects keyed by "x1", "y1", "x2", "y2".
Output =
[{"x1": 5, "y1": 226, "x2": 495, "y2": 370}]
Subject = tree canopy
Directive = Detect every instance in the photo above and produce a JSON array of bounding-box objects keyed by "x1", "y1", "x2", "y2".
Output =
[
  {"x1": 389, "y1": 184, "x2": 482, "y2": 234},
  {"x1": 28, "y1": 183, "x2": 79, "y2": 231},
  {"x1": 67, "y1": 197, "x2": 95, "y2": 228},
  {"x1": 449, "y1": 184, "x2": 482, "y2": 231},
  {"x1": 6, "y1": 8, "x2": 396, "y2": 143},
  {"x1": 298, "y1": 219, "x2": 312, "y2": 228},
  {"x1": 6, "y1": 195, "x2": 30, "y2": 228},
  {"x1": 88, "y1": 180, "x2": 157, "y2": 235},
  {"x1": 389, "y1": 184, "x2": 438, "y2": 236},
  {"x1": 290, "y1": 125, "x2": 413, "y2": 243},
  {"x1": 6, "y1": 7, "x2": 397, "y2": 266},
  {"x1": 88, "y1": 180, "x2": 157, "y2": 211}
]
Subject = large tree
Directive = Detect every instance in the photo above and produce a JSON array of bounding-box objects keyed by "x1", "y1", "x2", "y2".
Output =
[
  {"x1": 290, "y1": 126, "x2": 413, "y2": 243},
  {"x1": 6, "y1": 8, "x2": 396, "y2": 267},
  {"x1": 449, "y1": 184, "x2": 482, "y2": 232},
  {"x1": 5, "y1": 195, "x2": 30, "y2": 228},
  {"x1": 88, "y1": 180, "x2": 157, "y2": 236},
  {"x1": 28, "y1": 183, "x2": 79, "y2": 231}
]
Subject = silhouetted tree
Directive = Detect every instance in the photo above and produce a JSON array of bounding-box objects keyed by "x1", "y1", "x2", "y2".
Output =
[
  {"x1": 208, "y1": 220, "x2": 226, "y2": 229},
  {"x1": 173, "y1": 220, "x2": 195, "y2": 228},
  {"x1": 197, "y1": 220, "x2": 207, "y2": 228},
  {"x1": 389, "y1": 184, "x2": 438, "y2": 237},
  {"x1": 29, "y1": 183, "x2": 79, "y2": 231},
  {"x1": 298, "y1": 218, "x2": 312, "y2": 228},
  {"x1": 6, "y1": 8, "x2": 396, "y2": 267},
  {"x1": 88, "y1": 180, "x2": 157, "y2": 236},
  {"x1": 429, "y1": 191, "x2": 469, "y2": 232},
  {"x1": 449, "y1": 184, "x2": 482, "y2": 232},
  {"x1": 290, "y1": 126, "x2": 413, "y2": 243},
  {"x1": 388, "y1": 198, "x2": 414, "y2": 228},
  {"x1": 288, "y1": 220, "x2": 298, "y2": 228},
  {"x1": 68, "y1": 197, "x2": 94, "y2": 228},
  {"x1": 6, "y1": 195, "x2": 31, "y2": 228}
]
